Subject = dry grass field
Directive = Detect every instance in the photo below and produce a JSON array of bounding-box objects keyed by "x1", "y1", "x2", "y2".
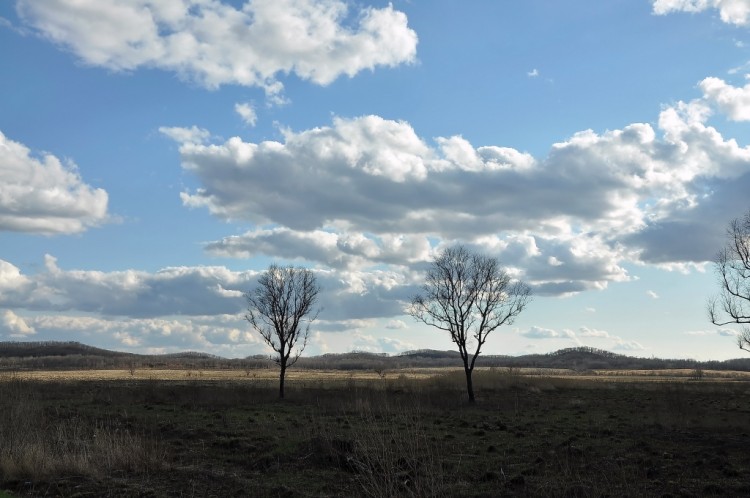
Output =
[
  {"x1": 1, "y1": 367, "x2": 749, "y2": 497},
  {"x1": 1, "y1": 367, "x2": 441, "y2": 382},
  {"x1": 5, "y1": 365, "x2": 750, "y2": 383}
]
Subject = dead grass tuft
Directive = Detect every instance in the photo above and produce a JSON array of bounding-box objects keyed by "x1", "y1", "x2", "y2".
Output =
[{"x1": 0, "y1": 376, "x2": 165, "y2": 481}]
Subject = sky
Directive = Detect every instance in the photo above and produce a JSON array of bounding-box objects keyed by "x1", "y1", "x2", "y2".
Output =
[{"x1": 1, "y1": 0, "x2": 750, "y2": 361}]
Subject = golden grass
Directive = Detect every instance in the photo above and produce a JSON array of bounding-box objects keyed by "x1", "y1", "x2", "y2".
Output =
[
  {"x1": 590, "y1": 368, "x2": 750, "y2": 381},
  {"x1": 2, "y1": 366, "x2": 749, "y2": 383},
  {"x1": 0, "y1": 368, "x2": 439, "y2": 382}
]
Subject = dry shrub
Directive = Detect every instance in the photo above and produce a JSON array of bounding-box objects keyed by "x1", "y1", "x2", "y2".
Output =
[
  {"x1": 353, "y1": 409, "x2": 446, "y2": 497},
  {"x1": 312, "y1": 399, "x2": 447, "y2": 498}
]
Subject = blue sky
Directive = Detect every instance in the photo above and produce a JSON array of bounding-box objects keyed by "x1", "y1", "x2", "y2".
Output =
[{"x1": 1, "y1": 0, "x2": 750, "y2": 360}]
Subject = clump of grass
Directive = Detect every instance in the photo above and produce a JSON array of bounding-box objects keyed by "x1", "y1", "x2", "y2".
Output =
[{"x1": 0, "y1": 377, "x2": 165, "y2": 481}]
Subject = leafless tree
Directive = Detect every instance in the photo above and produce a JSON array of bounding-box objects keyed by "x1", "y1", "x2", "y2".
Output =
[
  {"x1": 246, "y1": 265, "x2": 321, "y2": 398},
  {"x1": 709, "y1": 210, "x2": 750, "y2": 353},
  {"x1": 408, "y1": 245, "x2": 531, "y2": 402}
]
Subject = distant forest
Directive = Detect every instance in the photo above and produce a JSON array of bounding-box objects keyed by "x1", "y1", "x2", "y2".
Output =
[{"x1": 1, "y1": 341, "x2": 749, "y2": 373}]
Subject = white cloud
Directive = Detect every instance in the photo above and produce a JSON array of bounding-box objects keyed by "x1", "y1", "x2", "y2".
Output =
[
  {"x1": 520, "y1": 325, "x2": 644, "y2": 352},
  {"x1": 204, "y1": 227, "x2": 432, "y2": 269},
  {"x1": 0, "y1": 131, "x2": 109, "y2": 234},
  {"x1": 164, "y1": 101, "x2": 750, "y2": 293},
  {"x1": 385, "y1": 319, "x2": 407, "y2": 330},
  {"x1": 17, "y1": 0, "x2": 418, "y2": 97},
  {"x1": 0, "y1": 259, "x2": 32, "y2": 293},
  {"x1": 571, "y1": 327, "x2": 647, "y2": 352},
  {"x1": 235, "y1": 102, "x2": 257, "y2": 127},
  {"x1": 172, "y1": 114, "x2": 662, "y2": 237},
  {"x1": 612, "y1": 339, "x2": 646, "y2": 351},
  {"x1": 113, "y1": 331, "x2": 140, "y2": 347},
  {"x1": 316, "y1": 269, "x2": 418, "y2": 321},
  {"x1": 310, "y1": 331, "x2": 330, "y2": 354},
  {"x1": 23, "y1": 313, "x2": 261, "y2": 355},
  {"x1": 653, "y1": 0, "x2": 750, "y2": 25},
  {"x1": 527, "y1": 68, "x2": 539, "y2": 77},
  {"x1": 578, "y1": 326, "x2": 610, "y2": 338},
  {"x1": 316, "y1": 318, "x2": 375, "y2": 333},
  {"x1": 718, "y1": 328, "x2": 741, "y2": 336},
  {"x1": 686, "y1": 328, "x2": 739, "y2": 336},
  {"x1": 0, "y1": 254, "x2": 418, "y2": 326},
  {"x1": 547, "y1": 256, "x2": 563, "y2": 266},
  {"x1": 700, "y1": 76, "x2": 750, "y2": 121},
  {"x1": 351, "y1": 332, "x2": 415, "y2": 354},
  {"x1": 521, "y1": 326, "x2": 562, "y2": 339},
  {"x1": 1, "y1": 310, "x2": 35, "y2": 336},
  {"x1": 158, "y1": 126, "x2": 211, "y2": 144},
  {"x1": 647, "y1": 290, "x2": 660, "y2": 299},
  {"x1": 0, "y1": 255, "x2": 256, "y2": 318}
]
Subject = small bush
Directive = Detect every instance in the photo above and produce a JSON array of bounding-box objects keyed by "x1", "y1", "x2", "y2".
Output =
[{"x1": 312, "y1": 401, "x2": 447, "y2": 497}]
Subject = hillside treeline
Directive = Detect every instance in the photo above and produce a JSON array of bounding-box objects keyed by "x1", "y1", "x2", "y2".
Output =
[
  {"x1": 1, "y1": 342, "x2": 749, "y2": 372},
  {"x1": 297, "y1": 346, "x2": 750, "y2": 372},
  {"x1": 0, "y1": 341, "x2": 270, "y2": 371}
]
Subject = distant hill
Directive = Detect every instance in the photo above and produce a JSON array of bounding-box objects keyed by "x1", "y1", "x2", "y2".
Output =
[
  {"x1": 0, "y1": 341, "x2": 258, "y2": 371},
  {"x1": 398, "y1": 349, "x2": 463, "y2": 360},
  {"x1": 1, "y1": 341, "x2": 749, "y2": 372},
  {"x1": 299, "y1": 345, "x2": 750, "y2": 371},
  {"x1": 0, "y1": 341, "x2": 127, "y2": 358}
]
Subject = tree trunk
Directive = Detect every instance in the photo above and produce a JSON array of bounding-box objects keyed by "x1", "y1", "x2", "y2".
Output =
[
  {"x1": 464, "y1": 366, "x2": 475, "y2": 403},
  {"x1": 279, "y1": 361, "x2": 286, "y2": 399}
]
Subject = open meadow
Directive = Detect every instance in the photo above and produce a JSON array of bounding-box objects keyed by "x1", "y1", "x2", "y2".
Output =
[{"x1": 1, "y1": 367, "x2": 750, "y2": 497}]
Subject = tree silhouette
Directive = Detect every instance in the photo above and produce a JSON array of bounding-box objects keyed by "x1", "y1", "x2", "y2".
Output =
[
  {"x1": 709, "y1": 210, "x2": 750, "y2": 353},
  {"x1": 246, "y1": 265, "x2": 320, "y2": 398},
  {"x1": 409, "y1": 245, "x2": 531, "y2": 402}
]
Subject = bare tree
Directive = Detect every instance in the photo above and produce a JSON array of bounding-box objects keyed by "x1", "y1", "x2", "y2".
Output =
[
  {"x1": 408, "y1": 245, "x2": 531, "y2": 402},
  {"x1": 709, "y1": 210, "x2": 750, "y2": 353},
  {"x1": 246, "y1": 265, "x2": 321, "y2": 398}
]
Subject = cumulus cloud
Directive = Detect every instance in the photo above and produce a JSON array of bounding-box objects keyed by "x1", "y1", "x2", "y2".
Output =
[
  {"x1": 0, "y1": 255, "x2": 254, "y2": 318},
  {"x1": 0, "y1": 131, "x2": 109, "y2": 234},
  {"x1": 521, "y1": 326, "x2": 569, "y2": 339},
  {"x1": 204, "y1": 227, "x2": 432, "y2": 270},
  {"x1": 578, "y1": 326, "x2": 610, "y2": 338},
  {"x1": 385, "y1": 319, "x2": 407, "y2": 330},
  {"x1": 315, "y1": 318, "x2": 375, "y2": 333},
  {"x1": 612, "y1": 339, "x2": 646, "y2": 352},
  {"x1": 1, "y1": 310, "x2": 35, "y2": 336},
  {"x1": 158, "y1": 126, "x2": 211, "y2": 144},
  {"x1": 22, "y1": 313, "x2": 261, "y2": 356},
  {"x1": 653, "y1": 0, "x2": 750, "y2": 25},
  {"x1": 617, "y1": 99, "x2": 750, "y2": 264},
  {"x1": 647, "y1": 290, "x2": 660, "y2": 299},
  {"x1": 0, "y1": 255, "x2": 416, "y2": 325},
  {"x1": 167, "y1": 100, "x2": 750, "y2": 293},
  {"x1": 235, "y1": 102, "x2": 257, "y2": 127},
  {"x1": 520, "y1": 325, "x2": 646, "y2": 352},
  {"x1": 700, "y1": 76, "x2": 750, "y2": 121},
  {"x1": 686, "y1": 328, "x2": 739, "y2": 336},
  {"x1": 578, "y1": 327, "x2": 646, "y2": 352},
  {"x1": 351, "y1": 332, "x2": 415, "y2": 354},
  {"x1": 175, "y1": 114, "x2": 680, "y2": 238},
  {"x1": 0, "y1": 259, "x2": 32, "y2": 293},
  {"x1": 17, "y1": 0, "x2": 418, "y2": 97},
  {"x1": 315, "y1": 268, "x2": 419, "y2": 321}
]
